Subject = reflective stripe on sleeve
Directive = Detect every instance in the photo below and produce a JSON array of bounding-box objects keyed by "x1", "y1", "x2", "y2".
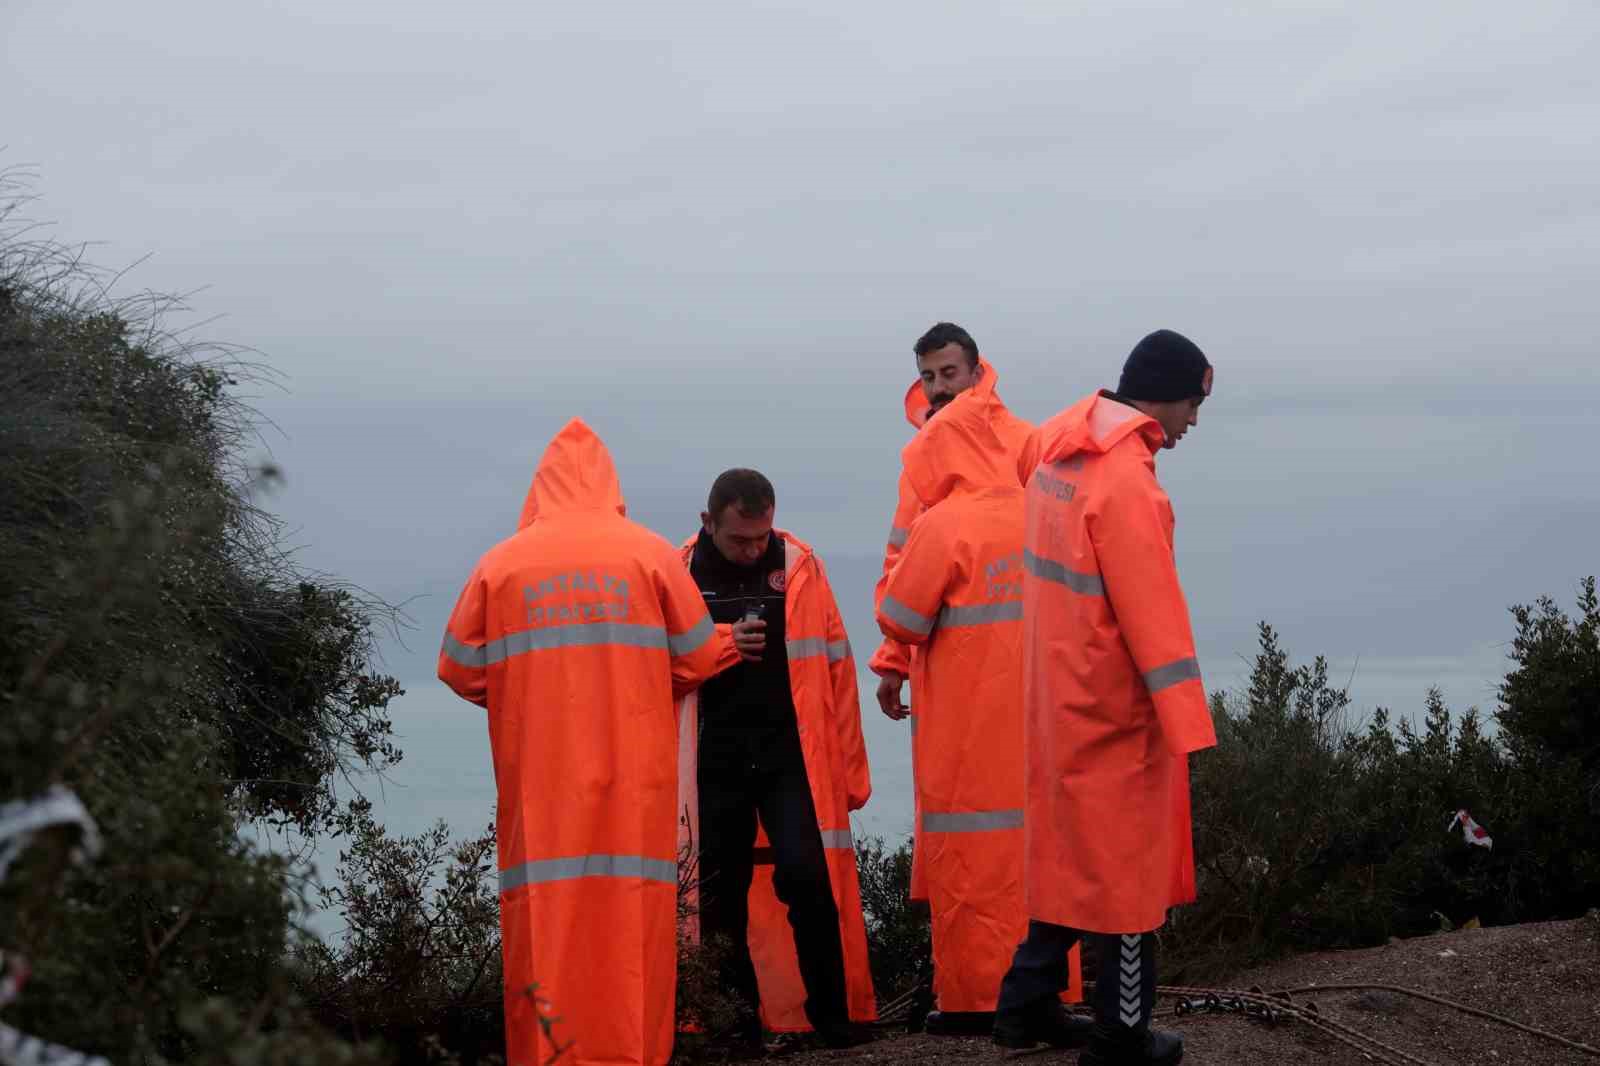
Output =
[
  {"x1": 922, "y1": 808, "x2": 1025, "y2": 833},
  {"x1": 440, "y1": 631, "x2": 488, "y2": 669},
  {"x1": 787, "y1": 637, "x2": 825, "y2": 660},
  {"x1": 818, "y1": 828, "x2": 854, "y2": 849},
  {"x1": 667, "y1": 614, "x2": 716, "y2": 656},
  {"x1": 788, "y1": 637, "x2": 854, "y2": 663},
  {"x1": 1022, "y1": 548, "x2": 1105, "y2": 596},
  {"x1": 499, "y1": 853, "x2": 677, "y2": 893},
  {"x1": 887, "y1": 526, "x2": 909, "y2": 548},
  {"x1": 937, "y1": 601, "x2": 1023, "y2": 628},
  {"x1": 881, "y1": 594, "x2": 935, "y2": 635},
  {"x1": 1144, "y1": 656, "x2": 1202, "y2": 694},
  {"x1": 482, "y1": 621, "x2": 669, "y2": 665}
]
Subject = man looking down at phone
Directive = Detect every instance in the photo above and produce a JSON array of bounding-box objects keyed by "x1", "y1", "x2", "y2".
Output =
[{"x1": 677, "y1": 469, "x2": 876, "y2": 1050}]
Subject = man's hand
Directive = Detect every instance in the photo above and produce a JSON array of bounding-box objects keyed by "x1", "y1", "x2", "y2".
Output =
[
  {"x1": 876, "y1": 671, "x2": 908, "y2": 720},
  {"x1": 731, "y1": 618, "x2": 766, "y2": 662}
]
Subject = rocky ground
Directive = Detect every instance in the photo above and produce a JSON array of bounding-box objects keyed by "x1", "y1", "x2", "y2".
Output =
[{"x1": 766, "y1": 915, "x2": 1600, "y2": 1066}]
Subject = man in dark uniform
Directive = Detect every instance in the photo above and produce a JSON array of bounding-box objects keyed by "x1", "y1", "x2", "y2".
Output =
[{"x1": 689, "y1": 468, "x2": 859, "y2": 1049}]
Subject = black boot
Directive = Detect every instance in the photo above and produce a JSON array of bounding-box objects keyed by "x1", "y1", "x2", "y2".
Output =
[
  {"x1": 992, "y1": 1000, "x2": 1094, "y2": 1049},
  {"x1": 1078, "y1": 932, "x2": 1180, "y2": 1064},
  {"x1": 1079, "y1": 1024, "x2": 1183, "y2": 1065}
]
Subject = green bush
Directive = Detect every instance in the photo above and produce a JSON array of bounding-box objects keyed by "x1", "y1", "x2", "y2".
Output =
[
  {"x1": 1493, "y1": 577, "x2": 1600, "y2": 919},
  {"x1": 853, "y1": 835, "x2": 930, "y2": 1006},
  {"x1": 293, "y1": 799, "x2": 504, "y2": 1064},
  {"x1": 0, "y1": 174, "x2": 399, "y2": 1062},
  {"x1": 1173, "y1": 589, "x2": 1599, "y2": 982}
]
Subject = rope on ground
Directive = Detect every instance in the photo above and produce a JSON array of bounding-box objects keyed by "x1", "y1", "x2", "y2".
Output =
[
  {"x1": 1274, "y1": 983, "x2": 1600, "y2": 1059},
  {"x1": 874, "y1": 974, "x2": 1598, "y2": 1064}
]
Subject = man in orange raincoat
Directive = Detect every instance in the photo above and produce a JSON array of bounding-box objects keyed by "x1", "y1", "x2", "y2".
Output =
[
  {"x1": 995, "y1": 331, "x2": 1217, "y2": 1066},
  {"x1": 870, "y1": 322, "x2": 1032, "y2": 720},
  {"x1": 677, "y1": 469, "x2": 876, "y2": 1049},
  {"x1": 437, "y1": 419, "x2": 747, "y2": 1066},
  {"x1": 869, "y1": 323, "x2": 1034, "y2": 1028},
  {"x1": 874, "y1": 387, "x2": 1087, "y2": 1046}
]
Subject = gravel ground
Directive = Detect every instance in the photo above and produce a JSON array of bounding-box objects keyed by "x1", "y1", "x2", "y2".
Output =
[{"x1": 741, "y1": 915, "x2": 1600, "y2": 1066}]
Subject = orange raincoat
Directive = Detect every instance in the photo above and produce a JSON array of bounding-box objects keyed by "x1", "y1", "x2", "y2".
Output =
[
  {"x1": 676, "y1": 531, "x2": 878, "y2": 1032},
  {"x1": 869, "y1": 359, "x2": 1031, "y2": 901},
  {"x1": 875, "y1": 389, "x2": 1081, "y2": 1013},
  {"x1": 438, "y1": 419, "x2": 739, "y2": 1066},
  {"x1": 1018, "y1": 393, "x2": 1217, "y2": 934}
]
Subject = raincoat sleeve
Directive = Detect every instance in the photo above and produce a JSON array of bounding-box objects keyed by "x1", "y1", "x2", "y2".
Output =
[
  {"x1": 875, "y1": 513, "x2": 953, "y2": 648},
  {"x1": 868, "y1": 468, "x2": 924, "y2": 677},
  {"x1": 1015, "y1": 427, "x2": 1043, "y2": 487},
  {"x1": 438, "y1": 564, "x2": 491, "y2": 708},
  {"x1": 1088, "y1": 468, "x2": 1217, "y2": 756},
  {"x1": 654, "y1": 547, "x2": 740, "y2": 700},
  {"x1": 815, "y1": 557, "x2": 871, "y2": 811}
]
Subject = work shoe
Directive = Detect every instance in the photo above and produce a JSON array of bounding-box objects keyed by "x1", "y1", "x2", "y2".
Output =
[
  {"x1": 1078, "y1": 1024, "x2": 1183, "y2": 1065},
  {"x1": 924, "y1": 1010, "x2": 996, "y2": 1036},
  {"x1": 992, "y1": 1000, "x2": 1095, "y2": 1049}
]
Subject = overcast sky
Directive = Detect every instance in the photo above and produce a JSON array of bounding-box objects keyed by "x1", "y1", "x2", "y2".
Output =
[{"x1": 6, "y1": 1, "x2": 1598, "y2": 888}]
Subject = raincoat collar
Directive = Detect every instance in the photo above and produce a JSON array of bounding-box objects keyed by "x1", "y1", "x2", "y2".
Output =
[
  {"x1": 902, "y1": 356, "x2": 1001, "y2": 430},
  {"x1": 1035, "y1": 391, "x2": 1164, "y2": 467},
  {"x1": 517, "y1": 418, "x2": 627, "y2": 530},
  {"x1": 900, "y1": 386, "x2": 1017, "y2": 508},
  {"x1": 679, "y1": 528, "x2": 815, "y2": 574}
]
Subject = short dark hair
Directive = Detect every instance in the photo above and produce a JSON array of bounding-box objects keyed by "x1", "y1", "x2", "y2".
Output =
[
  {"x1": 913, "y1": 322, "x2": 979, "y2": 367},
  {"x1": 707, "y1": 468, "x2": 775, "y2": 520}
]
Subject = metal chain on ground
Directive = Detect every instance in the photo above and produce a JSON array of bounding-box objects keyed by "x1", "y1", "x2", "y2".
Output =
[{"x1": 1100, "y1": 982, "x2": 1440, "y2": 1066}]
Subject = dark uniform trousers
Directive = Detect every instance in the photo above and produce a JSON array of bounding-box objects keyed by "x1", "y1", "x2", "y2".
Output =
[
  {"x1": 997, "y1": 920, "x2": 1159, "y2": 1032},
  {"x1": 697, "y1": 728, "x2": 849, "y2": 1032}
]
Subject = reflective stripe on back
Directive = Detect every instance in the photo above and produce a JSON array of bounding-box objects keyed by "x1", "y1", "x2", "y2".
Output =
[
  {"x1": 922, "y1": 808, "x2": 1025, "y2": 833},
  {"x1": 1022, "y1": 548, "x2": 1105, "y2": 596},
  {"x1": 937, "y1": 601, "x2": 1023, "y2": 628},
  {"x1": 881, "y1": 594, "x2": 935, "y2": 635},
  {"x1": 1144, "y1": 656, "x2": 1202, "y2": 694},
  {"x1": 482, "y1": 621, "x2": 669, "y2": 665},
  {"x1": 499, "y1": 853, "x2": 677, "y2": 893}
]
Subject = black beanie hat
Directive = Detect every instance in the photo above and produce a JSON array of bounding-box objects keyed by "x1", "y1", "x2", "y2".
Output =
[{"x1": 1117, "y1": 329, "x2": 1212, "y2": 403}]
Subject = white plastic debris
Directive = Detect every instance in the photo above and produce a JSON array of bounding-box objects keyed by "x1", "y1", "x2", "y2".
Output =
[{"x1": 0, "y1": 788, "x2": 111, "y2": 1066}]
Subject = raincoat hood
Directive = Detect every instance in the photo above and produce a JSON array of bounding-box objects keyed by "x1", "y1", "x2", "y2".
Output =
[
  {"x1": 1033, "y1": 391, "x2": 1164, "y2": 468},
  {"x1": 900, "y1": 387, "x2": 1017, "y2": 508},
  {"x1": 517, "y1": 418, "x2": 627, "y2": 530},
  {"x1": 902, "y1": 357, "x2": 1001, "y2": 430}
]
